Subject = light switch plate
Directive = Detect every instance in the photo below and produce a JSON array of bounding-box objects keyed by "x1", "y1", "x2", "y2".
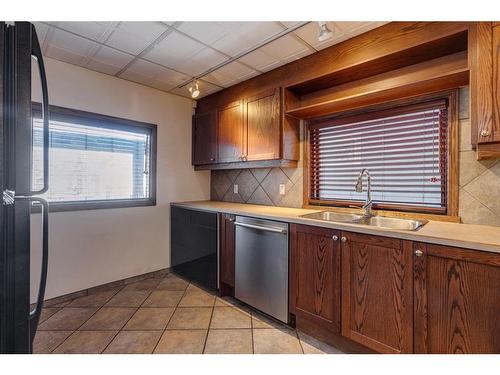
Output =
[
  {"x1": 279, "y1": 183, "x2": 286, "y2": 195},
  {"x1": 233, "y1": 184, "x2": 239, "y2": 194}
]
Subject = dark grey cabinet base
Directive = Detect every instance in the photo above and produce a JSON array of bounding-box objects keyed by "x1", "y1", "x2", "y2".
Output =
[{"x1": 170, "y1": 205, "x2": 218, "y2": 291}]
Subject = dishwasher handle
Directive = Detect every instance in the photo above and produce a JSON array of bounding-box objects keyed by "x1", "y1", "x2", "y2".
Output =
[{"x1": 234, "y1": 221, "x2": 287, "y2": 234}]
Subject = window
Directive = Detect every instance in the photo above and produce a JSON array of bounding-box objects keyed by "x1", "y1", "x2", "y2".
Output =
[
  {"x1": 308, "y1": 99, "x2": 451, "y2": 214},
  {"x1": 32, "y1": 104, "x2": 156, "y2": 211}
]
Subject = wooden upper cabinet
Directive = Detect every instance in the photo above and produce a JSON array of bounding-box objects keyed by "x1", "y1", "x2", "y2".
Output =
[
  {"x1": 245, "y1": 88, "x2": 281, "y2": 161},
  {"x1": 216, "y1": 100, "x2": 244, "y2": 163},
  {"x1": 341, "y1": 232, "x2": 414, "y2": 354},
  {"x1": 470, "y1": 22, "x2": 500, "y2": 159},
  {"x1": 414, "y1": 243, "x2": 500, "y2": 354},
  {"x1": 290, "y1": 224, "x2": 341, "y2": 335},
  {"x1": 192, "y1": 111, "x2": 216, "y2": 165}
]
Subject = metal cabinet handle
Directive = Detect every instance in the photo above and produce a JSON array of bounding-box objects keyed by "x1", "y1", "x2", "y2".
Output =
[
  {"x1": 210, "y1": 157, "x2": 215, "y2": 161},
  {"x1": 415, "y1": 249, "x2": 424, "y2": 257},
  {"x1": 340, "y1": 236, "x2": 347, "y2": 243},
  {"x1": 234, "y1": 221, "x2": 287, "y2": 234},
  {"x1": 480, "y1": 129, "x2": 491, "y2": 137},
  {"x1": 332, "y1": 235, "x2": 339, "y2": 241}
]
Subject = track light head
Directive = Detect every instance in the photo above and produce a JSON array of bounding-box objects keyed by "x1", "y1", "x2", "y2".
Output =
[
  {"x1": 188, "y1": 80, "x2": 200, "y2": 99},
  {"x1": 318, "y1": 21, "x2": 333, "y2": 42}
]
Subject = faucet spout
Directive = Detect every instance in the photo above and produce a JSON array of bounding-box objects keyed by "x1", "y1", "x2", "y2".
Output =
[{"x1": 355, "y1": 169, "x2": 372, "y2": 217}]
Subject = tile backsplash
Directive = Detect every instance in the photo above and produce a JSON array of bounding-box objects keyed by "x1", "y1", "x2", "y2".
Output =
[
  {"x1": 211, "y1": 166, "x2": 303, "y2": 208},
  {"x1": 210, "y1": 87, "x2": 500, "y2": 226},
  {"x1": 458, "y1": 87, "x2": 500, "y2": 226}
]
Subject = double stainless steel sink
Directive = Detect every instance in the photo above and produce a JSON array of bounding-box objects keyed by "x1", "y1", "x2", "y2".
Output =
[{"x1": 300, "y1": 211, "x2": 428, "y2": 231}]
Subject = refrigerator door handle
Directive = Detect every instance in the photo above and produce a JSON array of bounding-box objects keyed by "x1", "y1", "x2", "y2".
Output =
[
  {"x1": 14, "y1": 196, "x2": 49, "y2": 341},
  {"x1": 30, "y1": 24, "x2": 49, "y2": 195}
]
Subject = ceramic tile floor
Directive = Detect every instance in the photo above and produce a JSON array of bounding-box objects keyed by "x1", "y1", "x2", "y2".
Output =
[{"x1": 34, "y1": 273, "x2": 344, "y2": 354}]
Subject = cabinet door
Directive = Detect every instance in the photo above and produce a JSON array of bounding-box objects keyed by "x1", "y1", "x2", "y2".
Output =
[
  {"x1": 219, "y1": 213, "x2": 235, "y2": 296},
  {"x1": 414, "y1": 243, "x2": 500, "y2": 353},
  {"x1": 290, "y1": 224, "x2": 341, "y2": 334},
  {"x1": 192, "y1": 111, "x2": 216, "y2": 165},
  {"x1": 341, "y1": 232, "x2": 413, "y2": 353},
  {"x1": 217, "y1": 100, "x2": 244, "y2": 163},
  {"x1": 245, "y1": 88, "x2": 281, "y2": 161}
]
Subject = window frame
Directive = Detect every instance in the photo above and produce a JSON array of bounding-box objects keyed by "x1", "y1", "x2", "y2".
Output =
[
  {"x1": 31, "y1": 103, "x2": 157, "y2": 213},
  {"x1": 304, "y1": 91, "x2": 459, "y2": 218}
]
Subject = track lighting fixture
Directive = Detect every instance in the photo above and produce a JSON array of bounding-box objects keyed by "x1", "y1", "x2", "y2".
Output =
[
  {"x1": 318, "y1": 21, "x2": 333, "y2": 42},
  {"x1": 188, "y1": 80, "x2": 200, "y2": 99}
]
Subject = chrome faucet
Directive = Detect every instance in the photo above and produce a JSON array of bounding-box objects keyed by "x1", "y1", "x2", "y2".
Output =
[{"x1": 355, "y1": 169, "x2": 372, "y2": 217}]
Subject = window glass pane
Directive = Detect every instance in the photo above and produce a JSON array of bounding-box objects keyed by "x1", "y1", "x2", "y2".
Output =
[
  {"x1": 309, "y1": 101, "x2": 448, "y2": 211},
  {"x1": 32, "y1": 115, "x2": 152, "y2": 203}
]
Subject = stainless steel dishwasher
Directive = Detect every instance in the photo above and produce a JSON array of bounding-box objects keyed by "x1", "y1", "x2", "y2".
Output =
[{"x1": 234, "y1": 216, "x2": 289, "y2": 323}]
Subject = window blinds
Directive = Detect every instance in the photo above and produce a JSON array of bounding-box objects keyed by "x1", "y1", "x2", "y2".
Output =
[
  {"x1": 309, "y1": 100, "x2": 448, "y2": 213},
  {"x1": 32, "y1": 117, "x2": 152, "y2": 203}
]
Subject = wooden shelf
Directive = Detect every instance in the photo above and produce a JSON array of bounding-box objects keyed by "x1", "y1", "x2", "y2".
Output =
[{"x1": 285, "y1": 51, "x2": 469, "y2": 119}]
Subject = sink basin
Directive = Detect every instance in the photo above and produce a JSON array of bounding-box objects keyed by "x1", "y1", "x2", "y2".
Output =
[
  {"x1": 300, "y1": 211, "x2": 428, "y2": 231},
  {"x1": 363, "y1": 216, "x2": 428, "y2": 231},
  {"x1": 300, "y1": 211, "x2": 364, "y2": 223}
]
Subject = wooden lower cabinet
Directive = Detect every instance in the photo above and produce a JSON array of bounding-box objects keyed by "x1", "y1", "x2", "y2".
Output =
[
  {"x1": 219, "y1": 213, "x2": 235, "y2": 296},
  {"x1": 286, "y1": 222, "x2": 500, "y2": 353},
  {"x1": 290, "y1": 224, "x2": 341, "y2": 335},
  {"x1": 414, "y1": 243, "x2": 500, "y2": 353},
  {"x1": 341, "y1": 232, "x2": 414, "y2": 353}
]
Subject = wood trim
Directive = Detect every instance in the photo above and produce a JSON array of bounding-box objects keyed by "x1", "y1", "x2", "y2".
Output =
[
  {"x1": 425, "y1": 242, "x2": 500, "y2": 267},
  {"x1": 477, "y1": 141, "x2": 500, "y2": 159},
  {"x1": 447, "y1": 90, "x2": 460, "y2": 217},
  {"x1": 194, "y1": 158, "x2": 297, "y2": 170},
  {"x1": 413, "y1": 242, "x2": 428, "y2": 353}
]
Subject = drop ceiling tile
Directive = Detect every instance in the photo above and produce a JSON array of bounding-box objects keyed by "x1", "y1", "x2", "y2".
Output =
[
  {"x1": 280, "y1": 21, "x2": 302, "y2": 28},
  {"x1": 176, "y1": 22, "x2": 227, "y2": 46},
  {"x1": 120, "y1": 59, "x2": 190, "y2": 91},
  {"x1": 202, "y1": 61, "x2": 258, "y2": 87},
  {"x1": 145, "y1": 31, "x2": 226, "y2": 75},
  {"x1": 238, "y1": 49, "x2": 281, "y2": 72},
  {"x1": 86, "y1": 46, "x2": 134, "y2": 75},
  {"x1": 215, "y1": 22, "x2": 285, "y2": 57},
  {"x1": 49, "y1": 21, "x2": 117, "y2": 42},
  {"x1": 169, "y1": 79, "x2": 222, "y2": 99},
  {"x1": 105, "y1": 22, "x2": 168, "y2": 55},
  {"x1": 44, "y1": 27, "x2": 100, "y2": 66},
  {"x1": 258, "y1": 34, "x2": 310, "y2": 64}
]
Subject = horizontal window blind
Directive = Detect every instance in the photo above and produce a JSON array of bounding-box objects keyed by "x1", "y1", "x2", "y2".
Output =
[
  {"x1": 32, "y1": 116, "x2": 152, "y2": 203},
  {"x1": 309, "y1": 100, "x2": 448, "y2": 213}
]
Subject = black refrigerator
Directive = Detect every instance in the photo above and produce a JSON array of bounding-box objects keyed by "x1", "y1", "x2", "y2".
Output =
[{"x1": 0, "y1": 22, "x2": 50, "y2": 354}]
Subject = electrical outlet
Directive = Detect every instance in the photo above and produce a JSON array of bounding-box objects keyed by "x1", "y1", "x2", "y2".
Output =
[
  {"x1": 279, "y1": 183, "x2": 286, "y2": 195},
  {"x1": 233, "y1": 184, "x2": 238, "y2": 194}
]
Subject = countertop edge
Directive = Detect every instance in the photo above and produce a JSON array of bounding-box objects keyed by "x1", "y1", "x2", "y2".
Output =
[{"x1": 171, "y1": 201, "x2": 500, "y2": 255}]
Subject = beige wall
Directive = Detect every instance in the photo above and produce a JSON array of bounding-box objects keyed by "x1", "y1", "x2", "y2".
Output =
[
  {"x1": 211, "y1": 87, "x2": 500, "y2": 226},
  {"x1": 31, "y1": 58, "x2": 210, "y2": 301}
]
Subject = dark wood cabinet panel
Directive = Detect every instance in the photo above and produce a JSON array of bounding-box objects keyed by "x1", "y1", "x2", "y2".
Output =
[
  {"x1": 245, "y1": 88, "x2": 280, "y2": 161},
  {"x1": 219, "y1": 213, "x2": 235, "y2": 296},
  {"x1": 341, "y1": 232, "x2": 413, "y2": 353},
  {"x1": 192, "y1": 111, "x2": 216, "y2": 165},
  {"x1": 217, "y1": 100, "x2": 244, "y2": 163},
  {"x1": 290, "y1": 224, "x2": 341, "y2": 334},
  {"x1": 414, "y1": 243, "x2": 500, "y2": 353}
]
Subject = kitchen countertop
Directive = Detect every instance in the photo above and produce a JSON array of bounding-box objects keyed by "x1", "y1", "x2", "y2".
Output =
[{"x1": 172, "y1": 200, "x2": 500, "y2": 254}]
